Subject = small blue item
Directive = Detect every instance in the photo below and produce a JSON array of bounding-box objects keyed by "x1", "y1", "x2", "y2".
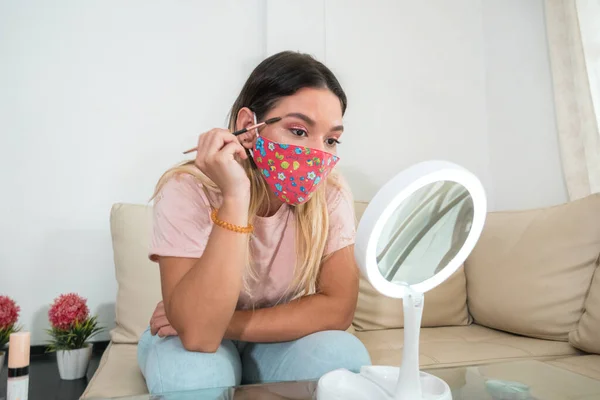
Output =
[{"x1": 485, "y1": 379, "x2": 532, "y2": 400}]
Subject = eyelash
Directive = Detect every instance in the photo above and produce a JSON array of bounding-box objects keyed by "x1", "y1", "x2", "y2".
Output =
[
  {"x1": 289, "y1": 128, "x2": 307, "y2": 137},
  {"x1": 289, "y1": 129, "x2": 342, "y2": 147}
]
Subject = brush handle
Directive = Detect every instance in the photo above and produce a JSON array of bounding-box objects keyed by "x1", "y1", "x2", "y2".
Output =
[
  {"x1": 182, "y1": 122, "x2": 264, "y2": 154},
  {"x1": 232, "y1": 121, "x2": 265, "y2": 136}
]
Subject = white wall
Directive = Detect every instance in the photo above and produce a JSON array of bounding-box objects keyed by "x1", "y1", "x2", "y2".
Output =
[
  {"x1": 324, "y1": 0, "x2": 492, "y2": 204},
  {"x1": 483, "y1": 0, "x2": 568, "y2": 210},
  {"x1": 0, "y1": 0, "x2": 567, "y2": 344},
  {"x1": 0, "y1": 0, "x2": 265, "y2": 344}
]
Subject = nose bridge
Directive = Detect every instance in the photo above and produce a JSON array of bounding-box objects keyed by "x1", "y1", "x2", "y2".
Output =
[{"x1": 308, "y1": 135, "x2": 325, "y2": 151}]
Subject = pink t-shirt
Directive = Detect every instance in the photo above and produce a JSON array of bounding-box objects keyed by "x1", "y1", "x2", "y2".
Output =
[{"x1": 149, "y1": 173, "x2": 356, "y2": 310}]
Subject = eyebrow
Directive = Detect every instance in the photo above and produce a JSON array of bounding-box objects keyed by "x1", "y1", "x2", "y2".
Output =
[{"x1": 284, "y1": 112, "x2": 344, "y2": 132}]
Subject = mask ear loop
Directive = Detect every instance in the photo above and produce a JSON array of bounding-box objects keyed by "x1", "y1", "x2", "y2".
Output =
[
  {"x1": 253, "y1": 113, "x2": 259, "y2": 134},
  {"x1": 244, "y1": 112, "x2": 259, "y2": 169}
]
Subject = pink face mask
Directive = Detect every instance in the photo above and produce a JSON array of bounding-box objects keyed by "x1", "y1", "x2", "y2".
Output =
[{"x1": 250, "y1": 135, "x2": 340, "y2": 205}]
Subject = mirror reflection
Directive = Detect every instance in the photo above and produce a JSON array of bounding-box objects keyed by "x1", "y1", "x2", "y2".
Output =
[{"x1": 376, "y1": 181, "x2": 474, "y2": 285}]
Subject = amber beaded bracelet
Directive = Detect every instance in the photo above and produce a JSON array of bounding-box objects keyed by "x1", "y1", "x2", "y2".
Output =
[{"x1": 210, "y1": 208, "x2": 254, "y2": 234}]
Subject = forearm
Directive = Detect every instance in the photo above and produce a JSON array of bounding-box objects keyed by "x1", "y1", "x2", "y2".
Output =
[
  {"x1": 225, "y1": 293, "x2": 355, "y2": 343},
  {"x1": 167, "y1": 197, "x2": 249, "y2": 350}
]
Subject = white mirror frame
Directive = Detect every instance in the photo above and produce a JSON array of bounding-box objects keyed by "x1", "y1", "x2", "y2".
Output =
[{"x1": 354, "y1": 160, "x2": 487, "y2": 298}]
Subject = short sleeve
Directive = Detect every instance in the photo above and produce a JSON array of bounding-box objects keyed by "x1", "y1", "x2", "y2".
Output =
[
  {"x1": 324, "y1": 177, "x2": 357, "y2": 256},
  {"x1": 149, "y1": 174, "x2": 214, "y2": 261}
]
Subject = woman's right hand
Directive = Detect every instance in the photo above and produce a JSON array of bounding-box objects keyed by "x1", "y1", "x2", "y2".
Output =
[
  {"x1": 194, "y1": 129, "x2": 252, "y2": 200},
  {"x1": 150, "y1": 301, "x2": 178, "y2": 338}
]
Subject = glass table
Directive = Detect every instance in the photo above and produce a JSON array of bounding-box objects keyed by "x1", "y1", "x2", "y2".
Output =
[{"x1": 89, "y1": 360, "x2": 600, "y2": 400}]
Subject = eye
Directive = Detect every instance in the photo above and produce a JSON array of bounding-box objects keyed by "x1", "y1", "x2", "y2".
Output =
[
  {"x1": 326, "y1": 138, "x2": 341, "y2": 147},
  {"x1": 289, "y1": 128, "x2": 307, "y2": 137}
]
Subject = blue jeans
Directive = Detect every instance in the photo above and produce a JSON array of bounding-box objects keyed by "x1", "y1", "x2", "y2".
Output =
[{"x1": 137, "y1": 327, "x2": 371, "y2": 395}]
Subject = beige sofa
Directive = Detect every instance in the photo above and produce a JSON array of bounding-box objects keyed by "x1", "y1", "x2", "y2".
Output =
[{"x1": 82, "y1": 193, "x2": 600, "y2": 398}]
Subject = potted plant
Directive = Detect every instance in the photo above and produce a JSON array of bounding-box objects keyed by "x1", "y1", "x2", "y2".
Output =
[
  {"x1": 46, "y1": 293, "x2": 103, "y2": 380},
  {"x1": 0, "y1": 295, "x2": 21, "y2": 376}
]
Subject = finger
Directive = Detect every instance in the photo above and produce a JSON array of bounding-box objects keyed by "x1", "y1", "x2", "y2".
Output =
[
  {"x1": 152, "y1": 315, "x2": 170, "y2": 329},
  {"x1": 218, "y1": 141, "x2": 248, "y2": 161},
  {"x1": 196, "y1": 130, "x2": 224, "y2": 169},
  {"x1": 205, "y1": 129, "x2": 238, "y2": 155},
  {"x1": 193, "y1": 130, "x2": 211, "y2": 155},
  {"x1": 157, "y1": 325, "x2": 178, "y2": 338},
  {"x1": 150, "y1": 315, "x2": 171, "y2": 335},
  {"x1": 150, "y1": 320, "x2": 160, "y2": 335},
  {"x1": 151, "y1": 305, "x2": 166, "y2": 320},
  {"x1": 158, "y1": 325, "x2": 178, "y2": 337},
  {"x1": 150, "y1": 312, "x2": 166, "y2": 331}
]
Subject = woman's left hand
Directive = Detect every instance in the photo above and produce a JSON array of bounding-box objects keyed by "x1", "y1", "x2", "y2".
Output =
[{"x1": 150, "y1": 301, "x2": 178, "y2": 337}]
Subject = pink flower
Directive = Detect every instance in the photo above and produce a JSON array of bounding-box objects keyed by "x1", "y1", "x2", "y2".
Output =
[
  {"x1": 48, "y1": 293, "x2": 89, "y2": 330},
  {"x1": 0, "y1": 296, "x2": 20, "y2": 330}
]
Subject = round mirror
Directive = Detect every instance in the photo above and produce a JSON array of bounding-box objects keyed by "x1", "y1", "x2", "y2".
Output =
[
  {"x1": 355, "y1": 160, "x2": 487, "y2": 299},
  {"x1": 377, "y1": 180, "x2": 474, "y2": 285}
]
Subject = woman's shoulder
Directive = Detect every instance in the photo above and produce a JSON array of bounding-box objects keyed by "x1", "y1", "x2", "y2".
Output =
[
  {"x1": 150, "y1": 172, "x2": 217, "y2": 260},
  {"x1": 155, "y1": 171, "x2": 221, "y2": 209},
  {"x1": 157, "y1": 173, "x2": 204, "y2": 202},
  {"x1": 325, "y1": 172, "x2": 354, "y2": 214},
  {"x1": 160, "y1": 172, "x2": 203, "y2": 193}
]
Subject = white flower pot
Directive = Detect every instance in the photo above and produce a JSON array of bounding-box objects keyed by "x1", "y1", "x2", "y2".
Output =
[
  {"x1": 56, "y1": 343, "x2": 93, "y2": 380},
  {"x1": 0, "y1": 350, "x2": 5, "y2": 376}
]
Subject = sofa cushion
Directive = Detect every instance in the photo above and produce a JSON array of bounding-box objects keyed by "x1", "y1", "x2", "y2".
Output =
[
  {"x1": 352, "y1": 266, "x2": 471, "y2": 331},
  {"x1": 570, "y1": 265, "x2": 600, "y2": 354},
  {"x1": 81, "y1": 343, "x2": 148, "y2": 399},
  {"x1": 354, "y1": 201, "x2": 368, "y2": 226},
  {"x1": 465, "y1": 194, "x2": 600, "y2": 341},
  {"x1": 110, "y1": 203, "x2": 162, "y2": 344},
  {"x1": 547, "y1": 355, "x2": 600, "y2": 381},
  {"x1": 354, "y1": 324, "x2": 581, "y2": 368}
]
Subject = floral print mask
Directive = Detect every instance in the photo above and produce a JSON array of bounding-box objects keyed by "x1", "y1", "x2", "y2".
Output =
[{"x1": 251, "y1": 135, "x2": 340, "y2": 205}]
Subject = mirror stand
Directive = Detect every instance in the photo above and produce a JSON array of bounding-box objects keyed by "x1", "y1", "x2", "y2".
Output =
[
  {"x1": 316, "y1": 286, "x2": 452, "y2": 400},
  {"x1": 398, "y1": 287, "x2": 427, "y2": 397}
]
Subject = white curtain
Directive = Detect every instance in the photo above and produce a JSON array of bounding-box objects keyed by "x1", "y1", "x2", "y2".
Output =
[{"x1": 544, "y1": 0, "x2": 600, "y2": 200}]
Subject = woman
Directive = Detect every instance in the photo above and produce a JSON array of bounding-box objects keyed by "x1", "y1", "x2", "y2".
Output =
[{"x1": 138, "y1": 51, "x2": 371, "y2": 394}]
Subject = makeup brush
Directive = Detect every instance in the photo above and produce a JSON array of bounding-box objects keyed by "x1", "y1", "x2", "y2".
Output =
[{"x1": 183, "y1": 116, "x2": 282, "y2": 155}]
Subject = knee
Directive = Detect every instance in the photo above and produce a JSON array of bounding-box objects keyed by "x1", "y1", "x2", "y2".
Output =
[
  {"x1": 272, "y1": 330, "x2": 371, "y2": 382},
  {"x1": 306, "y1": 330, "x2": 371, "y2": 373},
  {"x1": 137, "y1": 327, "x2": 154, "y2": 376},
  {"x1": 140, "y1": 336, "x2": 241, "y2": 394}
]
